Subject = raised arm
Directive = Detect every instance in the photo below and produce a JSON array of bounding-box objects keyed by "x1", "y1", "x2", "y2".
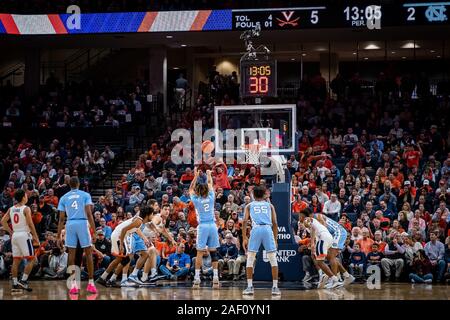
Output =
[
  {"x1": 206, "y1": 169, "x2": 214, "y2": 191},
  {"x1": 188, "y1": 167, "x2": 200, "y2": 196}
]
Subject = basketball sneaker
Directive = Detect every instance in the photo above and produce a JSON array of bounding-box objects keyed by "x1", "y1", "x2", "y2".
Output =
[
  {"x1": 271, "y1": 287, "x2": 281, "y2": 296},
  {"x1": 95, "y1": 277, "x2": 108, "y2": 287},
  {"x1": 302, "y1": 272, "x2": 313, "y2": 283},
  {"x1": 212, "y1": 277, "x2": 220, "y2": 288},
  {"x1": 106, "y1": 279, "x2": 117, "y2": 287},
  {"x1": 242, "y1": 287, "x2": 254, "y2": 295},
  {"x1": 86, "y1": 283, "x2": 97, "y2": 294},
  {"x1": 192, "y1": 278, "x2": 201, "y2": 288},
  {"x1": 317, "y1": 274, "x2": 329, "y2": 289},
  {"x1": 18, "y1": 280, "x2": 32, "y2": 292},
  {"x1": 69, "y1": 286, "x2": 80, "y2": 295},
  {"x1": 325, "y1": 277, "x2": 344, "y2": 289},
  {"x1": 128, "y1": 275, "x2": 145, "y2": 285},
  {"x1": 343, "y1": 274, "x2": 355, "y2": 286}
]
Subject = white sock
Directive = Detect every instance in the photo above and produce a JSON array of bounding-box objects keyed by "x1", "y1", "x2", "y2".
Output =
[
  {"x1": 195, "y1": 269, "x2": 200, "y2": 279},
  {"x1": 151, "y1": 268, "x2": 157, "y2": 276},
  {"x1": 331, "y1": 275, "x2": 339, "y2": 282},
  {"x1": 21, "y1": 273, "x2": 29, "y2": 281},
  {"x1": 122, "y1": 273, "x2": 127, "y2": 282},
  {"x1": 101, "y1": 271, "x2": 109, "y2": 280},
  {"x1": 110, "y1": 274, "x2": 117, "y2": 282},
  {"x1": 142, "y1": 272, "x2": 149, "y2": 281},
  {"x1": 131, "y1": 268, "x2": 139, "y2": 277},
  {"x1": 213, "y1": 269, "x2": 218, "y2": 278},
  {"x1": 88, "y1": 279, "x2": 95, "y2": 285},
  {"x1": 273, "y1": 280, "x2": 278, "y2": 288},
  {"x1": 12, "y1": 277, "x2": 18, "y2": 285},
  {"x1": 247, "y1": 279, "x2": 253, "y2": 287},
  {"x1": 343, "y1": 271, "x2": 350, "y2": 278}
]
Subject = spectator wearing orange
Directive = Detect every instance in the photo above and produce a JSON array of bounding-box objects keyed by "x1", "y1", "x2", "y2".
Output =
[
  {"x1": 186, "y1": 201, "x2": 198, "y2": 228},
  {"x1": 373, "y1": 230, "x2": 387, "y2": 252},
  {"x1": 43, "y1": 188, "x2": 58, "y2": 207},
  {"x1": 172, "y1": 197, "x2": 187, "y2": 217},
  {"x1": 357, "y1": 228, "x2": 374, "y2": 255},
  {"x1": 148, "y1": 143, "x2": 160, "y2": 160},
  {"x1": 292, "y1": 194, "x2": 309, "y2": 214}
]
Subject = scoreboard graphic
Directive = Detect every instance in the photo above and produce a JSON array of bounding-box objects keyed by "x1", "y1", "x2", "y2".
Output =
[{"x1": 0, "y1": 2, "x2": 450, "y2": 35}]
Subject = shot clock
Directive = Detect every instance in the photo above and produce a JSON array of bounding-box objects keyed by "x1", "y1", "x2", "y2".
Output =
[{"x1": 240, "y1": 59, "x2": 277, "y2": 98}]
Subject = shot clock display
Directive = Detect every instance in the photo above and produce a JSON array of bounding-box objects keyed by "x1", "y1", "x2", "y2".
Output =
[{"x1": 240, "y1": 59, "x2": 277, "y2": 98}]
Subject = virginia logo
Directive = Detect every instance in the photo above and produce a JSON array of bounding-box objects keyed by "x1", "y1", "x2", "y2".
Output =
[{"x1": 276, "y1": 11, "x2": 299, "y2": 27}]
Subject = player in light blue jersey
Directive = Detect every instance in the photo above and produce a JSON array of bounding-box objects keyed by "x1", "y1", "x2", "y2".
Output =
[
  {"x1": 242, "y1": 185, "x2": 280, "y2": 296},
  {"x1": 57, "y1": 177, "x2": 97, "y2": 295},
  {"x1": 190, "y1": 167, "x2": 220, "y2": 288},
  {"x1": 314, "y1": 213, "x2": 355, "y2": 286}
]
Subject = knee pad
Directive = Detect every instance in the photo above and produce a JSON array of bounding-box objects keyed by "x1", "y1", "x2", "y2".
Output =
[
  {"x1": 246, "y1": 252, "x2": 257, "y2": 268},
  {"x1": 120, "y1": 256, "x2": 131, "y2": 266},
  {"x1": 267, "y1": 251, "x2": 278, "y2": 267},
  {"x1": 210, "y1": 251, "x2": 219, "y2": 262}
]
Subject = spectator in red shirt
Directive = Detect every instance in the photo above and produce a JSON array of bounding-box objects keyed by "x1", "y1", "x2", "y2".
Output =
[
  {"x1": 312, "y1": 135, "x2": 328, "y2": 154},
  {"x1": 403, "y1": 144, "x2": 422, "y2": 169},
  {"x1": 180, "y1": 167, "x2": 195, "y2": 184},
  {"x1": 213, "y1": 163, "x2": 231, "y2": 193},
  {"x1": 107, "y1": 213, "x2": 119, "y2": 231}
]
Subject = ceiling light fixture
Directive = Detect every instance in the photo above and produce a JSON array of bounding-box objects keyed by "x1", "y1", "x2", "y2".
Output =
[{"x1": 364, "y1": 44, "x2": 380, "y2": 50}]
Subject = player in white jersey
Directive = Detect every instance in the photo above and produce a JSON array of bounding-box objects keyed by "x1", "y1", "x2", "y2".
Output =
[
  {"x1": 299, "y1": 208, "x2": 341, "y2": 289},
  {"x1": 242, "y1": 185, "x2": 280, "y2": 296},
  {"x1": 314, "y1": 213, "x2": 355, "y2": 286},
  {"x1": 1, "y1": 189, "x2": 39, "y2": 292},
  {"x1": 96, "y1": 206, "x2": 154, "y2": 287}
]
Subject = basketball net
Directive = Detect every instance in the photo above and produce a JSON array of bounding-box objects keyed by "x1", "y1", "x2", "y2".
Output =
[{"x1": 241, "y1": 143, "x2": 264, "y2": 165}]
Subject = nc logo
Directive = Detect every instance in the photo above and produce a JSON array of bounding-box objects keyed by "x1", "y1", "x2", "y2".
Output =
[{"x1": 425, "y1": 5, "x2": 447, "y2": 22}]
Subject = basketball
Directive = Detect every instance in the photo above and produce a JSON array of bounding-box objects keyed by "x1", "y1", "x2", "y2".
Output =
[{"x1": 202, "y1": 140, "x2": 214, "y2": 154}]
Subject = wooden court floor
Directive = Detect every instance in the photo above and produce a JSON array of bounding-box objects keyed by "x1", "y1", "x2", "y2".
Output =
[{"x1": 0, "y1": 280, "x2": 448, "y2": 300}]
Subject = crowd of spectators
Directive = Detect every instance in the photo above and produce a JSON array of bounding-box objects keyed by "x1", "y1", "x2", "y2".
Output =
[
  {"x1": 1, "y1": 68, "x2": 450, "y2": 286},
  {"x1": 1, "y1": 76, "x2": 149, "y2": 129}
]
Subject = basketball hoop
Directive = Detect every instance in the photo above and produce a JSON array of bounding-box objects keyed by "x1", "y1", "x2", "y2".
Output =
[{"x1": 241, "y1": 143, "x2": 265, "y2": 165}]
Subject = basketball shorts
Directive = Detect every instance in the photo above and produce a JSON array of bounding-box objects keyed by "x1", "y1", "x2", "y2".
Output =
[
  {"x1": 314, "y1": 231, "x2": 333, "y2": 261},
  {"x1": 331, "y1": 227, "x2": 347, "y2": 251},
  {"x1": 65, "y1": 220, "x2": 91, "y2": 248},
  {"x1": 111, "y1": 233, "x2": 132, "y2": 257},
  {"x1": 196, "y1": 223, "x2": 220, "y2": 250},
  {"x1": 12, "y1": 231, "x2": 34, "y2": 259},
  {"x1": 248, "y1": 225, "x2": 277, "y2": 253},
  {"x1": 131, "y1": 233, "x2": 147, "y2": 253}
]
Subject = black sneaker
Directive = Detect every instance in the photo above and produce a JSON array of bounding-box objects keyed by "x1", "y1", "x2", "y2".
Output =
[
  {"x1": 106, "y1": 279, "x2": 117, "y2": 287},
  {"x1": 12, "y1": 284, "x2": 22, "y2": 292},
  {"x1": 18, "y1": 280, "x2": 32, "y2": 292},
  {"x1": 96, "y1": 277, "x2": 108, "y2": 287}
]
